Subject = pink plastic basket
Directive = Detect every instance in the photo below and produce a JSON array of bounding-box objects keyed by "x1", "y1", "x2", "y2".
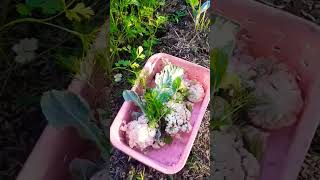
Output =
[
  {"x1": 214, "y1": 0, "x2": 320, "y2": 180},
  {"x1": 110, "y1": 53, "x2": 210, "y2": 174}
]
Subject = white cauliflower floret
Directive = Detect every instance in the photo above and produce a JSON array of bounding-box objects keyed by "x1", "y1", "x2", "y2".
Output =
[
  {"x1": 185, "y1": 80, "x2": 205, "y2": 103},
  {"x1": 211, "y1": 129, "x2": 260, "y2": 180},
  {"x1": 227, "y1": 55, "x2": 257, "y2": 88},
  {"x1": 228, "y1": 55, "x2": 303, "y2": 130},
  {"x1": 165, "y1": 102, "x2": 192, "y2": 135},
  {"x1": 249, "y1": 63, "x2": 303, "y2": 130},
  {"x1": 121, "y1": 115, "x2": 156, "y2": 150}
]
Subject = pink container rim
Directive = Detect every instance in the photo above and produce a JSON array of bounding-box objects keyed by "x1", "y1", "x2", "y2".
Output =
[{"x1": 110, "y1": 53, "x2": 210, "y2": 174}]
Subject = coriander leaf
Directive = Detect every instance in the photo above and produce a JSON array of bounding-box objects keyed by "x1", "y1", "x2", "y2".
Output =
[
  {"x1": 130, "y1": 62, "x2": 140, "y2": 69},
  {"x1": 16, "y1": 3, "x2": 32, "y2": 16},
  {"x1": 66, "y1": 3, "x2": 94, "y2": 22},
  {"x1": 26, "y1": 0, "x2": 63, "y2": 15},
  {"x1": 115, "y1": 60, "x2": 130, "y2": 67}
]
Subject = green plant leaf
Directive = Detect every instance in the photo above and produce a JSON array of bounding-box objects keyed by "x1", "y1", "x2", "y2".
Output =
[
  {"x1": 26, "y1": 0, "x2": 64, "y2": 14},
  {"x1": 115, "y1": 60, "x2": 130, "y2": 67},
  {"x1": 41, "y1": 90, "x2": 91, "y2": 128},
  {"x1": 186, "y1": 0, "x2": 199, "y2": 11},
  {"x1": 210, "y1": 48, "x2": 228, "y2": 92},
  {"x1": 16, "y1": 3, "x2": 32, "y2": 16},
  {"x1": 69, "y1": 158, "x2": 99, "y2": 180},
  {"x1": 66, "y1": 3, "x2": 95, "y2": 22},
  {"x1": 158, "y1": 92, "x2": 171, "y2": 103},
  {"x1": 137, "y1": 46, "x2": 143, "y2": 55},
  {"x1": 172, "y1": 77, "x2": 182, "y2": 91},
  {"x1": 155, "y1": 15, "x2": 167, "y2": 27},
  {"x1": 219, "y1": 72, "x2": 242, "y2": 90},
  {"x1": 123, "y1": 90, "x2": 146, "y2": 114},
  {"x1": 40, "y1": 90, "x2": 109, "y2": 157}
]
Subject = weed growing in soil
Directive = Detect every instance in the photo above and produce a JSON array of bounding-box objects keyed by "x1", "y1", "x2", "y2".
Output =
[{"x1": 186, "y1": 0, "x2": 211, "y2": 31}]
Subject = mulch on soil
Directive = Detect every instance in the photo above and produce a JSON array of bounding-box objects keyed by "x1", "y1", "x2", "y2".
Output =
[{"x1": 109, "y1": 0, "x2": 210, "y2": 179}]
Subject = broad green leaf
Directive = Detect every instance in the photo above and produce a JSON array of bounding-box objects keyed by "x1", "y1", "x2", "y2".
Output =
[
  {"x1": 41, "y1": 90, "x2": 91, "y2": 128},
  {"x1": 26, "y1": 0, "x2": 63, "y2": 15},
  {"x1": 123, "y1": 90, "x2": 146, "y2": 114},
  {"x1": 69, "y1": 158, "x2": 99, "y2": 180},
  {"x1": 210, "y1": 48, "x2": 228, "y2": 91},
  {"x1": 16, "y1": 3, "x2": 32, "y2": 16},
  {"x1": 66, "y1": 3, "x2": 94, "y2": 22},
  {"x1": 41, "y1": 90, "x2": 109, "y2": 157}
]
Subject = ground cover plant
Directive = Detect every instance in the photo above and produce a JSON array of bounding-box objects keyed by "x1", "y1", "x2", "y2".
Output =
[{"x1": 110, "y1": 0, "x2": 168, "y2": 84}]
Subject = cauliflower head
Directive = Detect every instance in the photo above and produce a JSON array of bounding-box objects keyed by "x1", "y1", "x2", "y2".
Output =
[
  {"x1": 249, "y1": 64, "x2": 303, "y2": 130},
  {"x1": 165, "y1": 102, "x2": 192, "y2": 135},
  {"x1": 121, "y1": 115, "x2": 156, "y2": 150},
  {"x1": 185, "y1": 80, "x2": 205, "y2": 103},
  {"x1": 228, "y1": 55, "x2": 303, "y2": 130}
]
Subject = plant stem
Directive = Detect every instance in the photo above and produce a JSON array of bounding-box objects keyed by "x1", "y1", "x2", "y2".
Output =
[
  {"x1": 0, "y1": 0, "x2": 76, "y2": 33},
  {"x1": 41, "y1": 0, "x2": 76, "y2": 22},
  {"x1": 112, "y1": 66, "x2": 137, "y2": 74},
  {"x1": 0, "y1": 18, "x2": 82, "y2": 37}
]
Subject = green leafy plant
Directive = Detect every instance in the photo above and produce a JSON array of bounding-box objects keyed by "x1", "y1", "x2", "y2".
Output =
[
  {"x1": 123, "y1": 90, "x2": 147, "y2": 114},
  {"x1": 186, "y1": 0, "x2": 211, "y2": 31},
  {"x1": 122, "y1": 89, "x2": 170, "y2": 128},
  {"x1": 169, "y1": 10, "x2": 187, "y2": 23},
  {"x1": 1, "y1": 0, "x2": 96, "y2": 56},
  {"x1": 26, "y1": 0, "x2": 64, "y2": 15},
  {"x1": 113, "y1": 46, "x2": 146, "y2": 83},
  {"x1": 129, "y1": 167, "x2": 145, "y2": 180},
  {"x1": 210, "y1": 17, "x2": 241, "y2": 129},
  {"x1": 41, "y1": 90, "x2": 110, "y2": 158},
  {"x1": 144, "y1": 89, "x2": 170, "y2": 128},
  {"x1": 211, "y1": 89, "x2": 256, "y2": 130},
  {"x1": 110, "y1": 0, "x2": 167, "y2": 84}
]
